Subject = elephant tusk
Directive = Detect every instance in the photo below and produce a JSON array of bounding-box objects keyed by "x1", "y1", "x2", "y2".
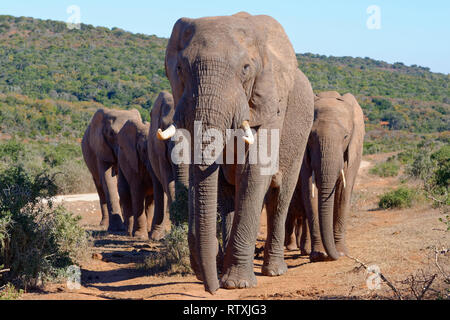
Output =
[
  {"x1": 341, "y1": 169, "x2": 346, "y2": 189},
  {"x1": 157, "y1": 124, "x2": 176, "y2": 141},
  {"x1": 311, "y1": 171, "x2": 316, "y2": 198},
  {"x1": 241, "y1": 121, "x2": 255, "y2": 145}
]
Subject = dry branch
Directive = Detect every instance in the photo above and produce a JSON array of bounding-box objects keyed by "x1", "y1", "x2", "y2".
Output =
[{"x1": 345, "y1": 254, "x2": 403, "y2": 300}]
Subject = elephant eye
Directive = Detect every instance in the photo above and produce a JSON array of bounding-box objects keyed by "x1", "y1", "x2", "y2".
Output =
[
  {"x1": 344, "y1": 134, "x2": 349, "y2": 140},
  {"x1": 243, "y1": 64, "x2": 250, "y2": 74}
]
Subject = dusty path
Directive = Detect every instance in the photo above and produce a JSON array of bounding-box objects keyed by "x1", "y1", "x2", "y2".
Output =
[{"x1": 23, "y1": 156, "x2": 449, "y2": 300}]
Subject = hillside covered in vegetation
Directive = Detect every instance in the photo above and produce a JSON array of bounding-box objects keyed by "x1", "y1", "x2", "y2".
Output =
[{"x1": 0, "y1": 15, "x2": 448, "y2": 194}]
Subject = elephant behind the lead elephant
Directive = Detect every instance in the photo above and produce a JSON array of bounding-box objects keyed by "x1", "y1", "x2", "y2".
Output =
[
  {"x1": 81, "y1": 108, "x2": 142, "y2": 231},
  {"x1": 285, "y1": 91, "x2": 365, "y2": 262},
  {"x1": 117, "y1": 119, "x2": 159, "y2": 240},
  {"x1": 148, "y1": 91, "x2": 180, "y2": 241}
]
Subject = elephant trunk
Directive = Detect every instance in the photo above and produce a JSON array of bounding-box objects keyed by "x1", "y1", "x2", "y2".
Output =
[
  {"x1": 191, "y1": 57, "x2": 242, "y2": 293},
  {"x1": 316, "y1": 138, "x2": 342, "y2": 261},
  {"x1": 194, "y1": 163, "x2": 220, "y2": 293}
]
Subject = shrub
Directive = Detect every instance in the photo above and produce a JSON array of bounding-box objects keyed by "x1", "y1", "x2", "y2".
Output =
[
  {"x1": 370, "y1": 157, "x2": 400, "y2": 177},
  {"x1": 0, "y1": 165, "x2": 89, "y2": 289},
  {"x1": 169, "y1": 182, "x2": 189, "y2": 226},
  {"x1": 407, "y1": 143, "x2": 449, "y2": 207},
  {"x1": 379, "y1": 187, "x2": 416, "y2": 209},
  {"x1": 0, "y1": 283, "x2": 23, "y2": 300},
  {"x1": 139, "y1": 224, "x2": 192, "y2": 276},
  {"x1": 430, "y1": 145, "x2": 450, "y2": 188}
]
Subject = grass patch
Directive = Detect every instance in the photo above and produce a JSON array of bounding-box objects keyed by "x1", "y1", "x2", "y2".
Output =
[
  {"x1": 379, "y1": 187, "x2": 417, "y2": 209},
  {"x1": 370, "y1": 156, "x2": 401, "y2": 177}
]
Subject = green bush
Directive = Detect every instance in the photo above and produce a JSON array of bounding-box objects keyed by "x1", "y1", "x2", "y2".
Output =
[
  {"x1": 370, "y1": 157, "x2": 400, "y2": 177},
  {"x1": 0, "y1": 283, "x2": 23, "y2": 300},
  {"x1": 430, "y1": 145, "x2": 450, "y2": 188},
  {"x1": 140, "y1": 224, "x2": 192, "y2": 276},
  {"x1": 379, "y1": 187, "x2": 416, "y2": 209},
  {"x1": 406, "y1": 143, "x2": 449, "y2": 207},
  {"x1": 0, "y1": 165, "x2": 89, "y2": 289},
  {"x1": 169, "y1": 182, "x2": 189, "y2": 226}
]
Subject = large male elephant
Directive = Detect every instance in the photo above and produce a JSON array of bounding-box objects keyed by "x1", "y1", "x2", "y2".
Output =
[
  {"x1": 117, "y1": 119, "x2": 158, "y2": 240},
  {"x1": 147, "y1": 91, "x2": 178, "y2": 240},
  {"x1": 158, "y1": 12, "x2": 314, "y2": 293},
  {"x1": 81, "y1": 108, "x2": 142, "y2": 231},
  {"x1": 285, "y1": 91, "x2": 365, "y2": 262}
]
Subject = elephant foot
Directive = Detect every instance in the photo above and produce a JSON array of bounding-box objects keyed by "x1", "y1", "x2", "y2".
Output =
[
  {"x1": 126, "y1": 227, "x2": 133, "y2": 237},
  {"x1": 220, "y1": 264, "x2": 257, "y2": 289},
  {"x1": 286, "y1": 241, "x2": 298, "y2": 251},
  {"x1": 299, "y1": 248, "x2": 311, "y2": 256},
  {"x1": 99, "y1": 217, "x2": 109, "y2": 228},
  {"x1": 310, "y1": 251, "x2": 330, "y2": 262},
  {"x1": 107, "y1": 214, "x2": 125, "y2": 232},
  {"x1": 134, "y1": 230, "x2": 149, "y2": 240},
  {"x1": 149, "y1": 228, "x2": 166, "y2": 241},
  {"x1": 285, "y1": 234, "x2": 298, "y2": 251},
  {"x1": 261, "y1": 258, "x2": 288, "y2": 277}
]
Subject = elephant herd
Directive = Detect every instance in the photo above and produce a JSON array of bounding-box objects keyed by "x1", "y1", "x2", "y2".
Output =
[{"x1": 81, "y1": 12, "x2": 365, "y2": 294}]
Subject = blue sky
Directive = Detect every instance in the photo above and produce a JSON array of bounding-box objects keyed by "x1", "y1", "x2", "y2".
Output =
[{"x1": 1, "y1": 0, "x2": 449, "y2": 74}]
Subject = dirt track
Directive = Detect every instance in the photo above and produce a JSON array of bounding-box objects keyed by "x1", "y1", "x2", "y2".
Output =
[{"x1": 22, "y1": 156, "x2": 449, "y2": 300}]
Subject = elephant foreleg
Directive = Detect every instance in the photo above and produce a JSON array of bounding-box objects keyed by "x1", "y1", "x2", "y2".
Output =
[
  {"x1": 296, "y1": 212, "x2": 311, "y2": 256},
  {"x1": 98, "y1": 161, "x2": 124, "y2": 232},
  {"x1": 145, "y1": 194, "x2": 154, "y2": 233},
  {"x1": 188, "y1": 166, "x2": 203, "y2": 282},
  {"x1": 93, "y1": 178, "x2": 109, "y2": 228},
  {"x1": 333, "y1": 165, "x2": 358, "y2": 256},
  {"x1": 150, "y1": 176, "x2": 166, "y2": 241},
  {"x1": 217, "y1": 169, "x2": 235, "y2": 273},
  {"x1": 301, "y1": 163, "x2": 327, "y2": 262},
  {"x1": 118, "y1": 168, "x2": 133, "y2": 236},
  {"x1": 220, "y1": 164, "x2": 272, "y2": 289},
  {"x1": 131, "y1": 187, "x2": 148, "y2": 240}
]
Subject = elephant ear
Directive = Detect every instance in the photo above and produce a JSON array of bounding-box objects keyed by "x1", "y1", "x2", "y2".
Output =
[
  {"x1": 165, "y1": 18, "x2": 193, "y2": 105},
  {"x1": 150, "y1": 93, "x2": 163, "y2": 132},
  {"x1": 342, "y1": 93, "x2": 365, "y2": 171},
  {"x1": 89, "y1": 109, "x2": 115, "y2": 164},
  {"x1": 247, "y1": 15, "x2": 297, "y2": 127},
  {"x1": 160, "y1": 92, "x2": 175, "y2": 130},
  {"x1": 248, "y1": 50, "x2": 281, "y2": 127},
  {"x1": 118, "y1": 120, "x2": 139, "y2": 174}
]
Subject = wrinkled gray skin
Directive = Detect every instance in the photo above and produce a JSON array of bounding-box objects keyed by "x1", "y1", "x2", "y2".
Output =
[
  {"x1": 285, "y1": 91, "x2": 365, "y2": 262},
  {"x1": 81, "y1": 108, "x2": 142, "y2": 231},
  {"x1": 117, "y1": 119, "x2": 159, "y2": 240},
  {"x1": 164, "y1": 12, "x2": 314, "y2": 293},
  {"x1": 147, "y1": 91, "x2": 178, "y2": 240}
]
